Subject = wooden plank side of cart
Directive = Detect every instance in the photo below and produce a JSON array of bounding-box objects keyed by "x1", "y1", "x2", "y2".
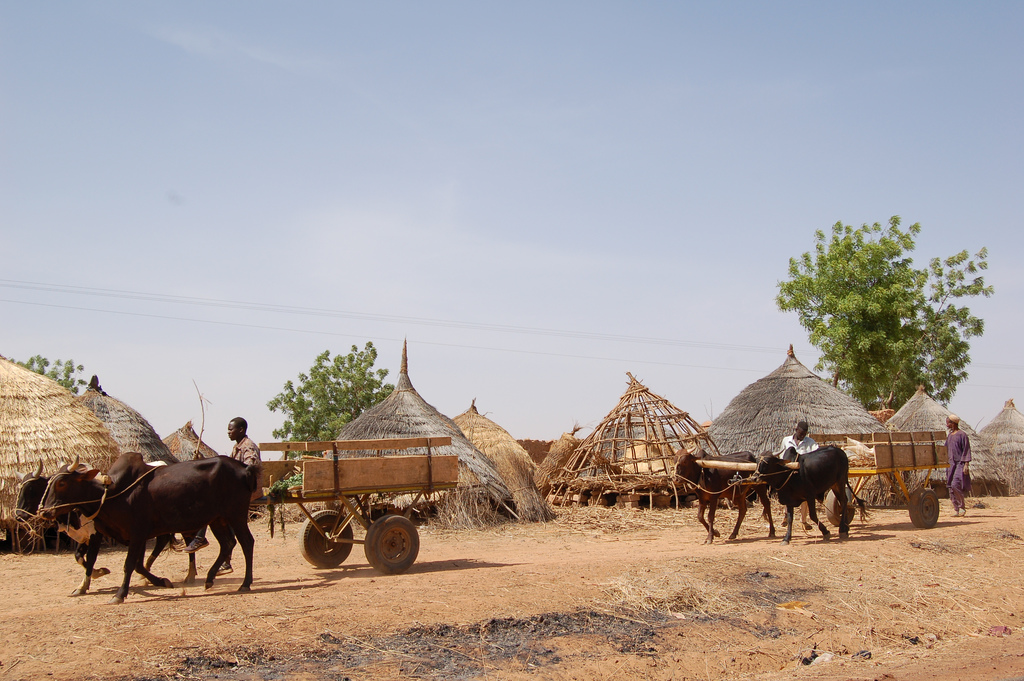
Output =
[{"x1": 259, "y1": 436, "x2": 459, "y2": 497}]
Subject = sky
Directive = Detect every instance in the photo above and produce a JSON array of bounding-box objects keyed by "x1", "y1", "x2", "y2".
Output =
[{"x1": 2, "y1": 3, "x2": 1022, "y2": 458}]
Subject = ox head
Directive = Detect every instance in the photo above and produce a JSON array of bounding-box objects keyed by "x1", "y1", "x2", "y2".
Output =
[
  {"x1": 755, "y1": 453, "x2": 787, "y2": 487},
  {"x1": 38, "y1": 457, "x2": 102, "y2": 520},
  {"x1": 14, "y1": 461, "x2": 46, "y2": 521}
]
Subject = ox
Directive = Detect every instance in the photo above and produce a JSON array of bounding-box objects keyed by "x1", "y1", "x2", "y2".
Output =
[
  {"x1": 40, "y1": 452, "x2": 256, "y2": 604},
  {"x1": 755, "y1": 446, "x2": 867, "y2": 545},
  {"x1": 15, "y1": 462, "x2": 199, "y2": 596},
  {"x1": 675, "y1": 449, "x2": 776, "y2": 544}
]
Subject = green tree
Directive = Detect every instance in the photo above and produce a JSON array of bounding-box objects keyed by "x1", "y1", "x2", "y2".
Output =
[
  {"x1": 267, "y1": 342, "x2": 394, "y2": 447},
  {"x1": 17, "y1": 355, "x2": 88, "y2": 394},
  {"x1": 776, "y1": 217, "x2": 992, "y2": 409}
]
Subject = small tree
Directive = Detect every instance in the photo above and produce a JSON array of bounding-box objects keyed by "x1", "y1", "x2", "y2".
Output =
[
  {"x1": 777, "y1": 217, "x2": 992, "y2": 409},
  {"x1": 267, "y1": 342, "x2": 394, "y2": 447},
  {"x1": 17, "y1": 355, "x2": 88, "y2": 394}
]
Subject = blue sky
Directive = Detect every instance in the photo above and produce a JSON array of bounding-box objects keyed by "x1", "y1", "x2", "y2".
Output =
[{"x1": 2, "y1": 3, "x2": 1022, "y2": 454}]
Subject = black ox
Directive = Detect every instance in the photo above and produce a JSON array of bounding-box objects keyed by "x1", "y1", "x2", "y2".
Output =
[
  {"x1": 15, "y1": 461, "x2": 199, "y2": 596},
  {"x1": 675, "y1": 449, "x2": 776, "y2": 544},
  {"x1": 756, "y1": 446, "x2": 867, "y2": 545},
  {"x1": 40, "y1": 452, "x2": 256, "y2": 604}
]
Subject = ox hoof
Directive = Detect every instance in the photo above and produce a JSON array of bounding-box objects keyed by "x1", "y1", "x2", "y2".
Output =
[
  {"x1": 70, "y1": 589, "x2": 87, "y2": 597},
  {"x1": 94, "y1": 568, "x2": 110, "y2": 578},
  {"x1": 107, "y1": 596, "x2": 125, "y2": 605},
  {"x1": 237, "y1": 585, "x2": 251, "y2": 593},
  {"x1": 160, "y1": 578, "x2": 174, "y2": 588},
  {"x1": 780, "y1": 540, "x2": 790, "y2": 546},
  {"x1": 205, "y1": 581, "x2": 214, "y2": 590}
]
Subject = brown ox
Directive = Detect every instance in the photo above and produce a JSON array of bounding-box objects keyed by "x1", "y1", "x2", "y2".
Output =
[{"x1": 675, "y1": 449, "x2": 775, "y2": 544}]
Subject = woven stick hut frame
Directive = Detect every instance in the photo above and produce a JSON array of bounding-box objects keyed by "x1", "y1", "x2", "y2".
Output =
[{"x1": 550, "y1": 373, "x2": 717, "y2": 506}]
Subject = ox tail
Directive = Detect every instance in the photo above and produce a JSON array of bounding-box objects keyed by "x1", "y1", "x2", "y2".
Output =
[
  {"x1": 245, "y1": 464, "x2": 260, "y2": 492},
  {"x1": 849, "y1": 485, "x2": 870, "y2": 522}
]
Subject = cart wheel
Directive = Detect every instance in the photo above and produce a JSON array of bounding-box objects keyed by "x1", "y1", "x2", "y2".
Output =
[
  {"x1": 364, "y1": 515, "x2": 419, "y2": 575},
  {"x1": 908, "y1": 488, "x2": 940, "y2": 529},
  {"x1": 824, "y1": 488, "x2": 855, "y2": 527},
  {"x1": 300, "y1": 509, "x2": 354, "y2": 568}
]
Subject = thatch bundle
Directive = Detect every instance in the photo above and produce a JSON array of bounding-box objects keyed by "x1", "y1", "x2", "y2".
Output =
[
  {"x1": 337, "y1": 342, "x2": 513, "y2": 526},
  {"x1": 453, "y1": 401, "x2": 554, "y2": 522},
  {"x1": 979, "y1": 399, "x2": 1024, "y2": 495},
  {"x1": 550, "y1": 373, "x2": 714, "y2": 504},
  {"x1": 888, "y1": 386, "x2": 1009, "y2": 497},
  {"x1": 0, "y1": 355, "x2": 121, "y2": 532},
  {"x1": 535, "y1": 428, "x2": 582, "y2": 497},
  {"x1": 517, "y1": 439, "x2": 552, "y2": 465},
  {"x1": 76, "y1": 376, "x2": 178, "y2": 464},
  {"x1": 162, "y1": 421, "x2": 220, "y2": 460},
  {"x1": 708, "y1": 346, "x2": 887, "y2": 455}
]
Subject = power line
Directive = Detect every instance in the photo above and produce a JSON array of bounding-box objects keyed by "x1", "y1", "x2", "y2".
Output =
[
  {"x1": 0, "y1": 298, "x2": 771, "y2": 374},
  {"x1": 0, "y1": 278, "x2": 783, "y2": 354}
]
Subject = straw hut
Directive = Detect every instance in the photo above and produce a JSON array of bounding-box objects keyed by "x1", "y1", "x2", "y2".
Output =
[
  {"x1": 0, "y1": 355, "x2": 121, "y2": 535},
  {"x1": 549, "y1": 373, "x2": 714, "y2": 507},
  {"x1": 453, "y1": 401, "x2": 554, "y2": 522},
  {"x1": 708, "y1": 346, "x2": 888, "y2": 455},
  {"x1": 517, "y1": 439, "x2": 552, "y2": 465},
  {"x1": 76, "y1": 376, "x2": 178, "y2": 464},
  {"x1": 337, "y1": 343, "x2": 513, "y2": 525},
  {"x1": 162, "y1": 421, "x2": 220, "y2": 460},
  {"x1": 535, "y1": 428, "x2": 582, "y2": 497},
  {"x1": 889, "y1": 387, "x2": 1009, "y2": 496},
  {"x1": 979, "y1": 399, "x2": 1024, "y2": 495}
]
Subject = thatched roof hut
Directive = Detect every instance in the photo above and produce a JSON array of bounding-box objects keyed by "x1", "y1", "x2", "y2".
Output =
[
  {"x1": 453, "y1": 401, "x2": 554, "y2": 522},
  {"x1": 0, "y1": 355, "x2": 121, "y2": 531},
  {"x1": 162, "y1": 421, "x2": 220, "y2": 460},
  {"x1": 888, "y1": 386, "x2": 1009, "y2": 496},
  {"x1": 549, "y1": 373, "x2": 714, "y2": 507},
  {"x1": 535, "y1": 428, "x2": 582, "y2": 498},
  {"x1": 708, "y1": 346, "x2": 887, "y2": 455},
  {"x1": 979, "y1": 399, "x2": 1024, "y2": 495},
  {"x1": 337, "y1": 343, "x2": 512, "y2": 524},
  {"x1": 76, "y1": 376, "x2": 178, "y2": 464}
]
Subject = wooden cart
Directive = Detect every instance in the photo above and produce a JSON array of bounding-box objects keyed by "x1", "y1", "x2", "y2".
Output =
[
  {"x1": 810, "y1": 431, "x2": 948, "y2": 529},
  {"x1": 258, "y1": 437, "x2": 459, "y2": 574}
]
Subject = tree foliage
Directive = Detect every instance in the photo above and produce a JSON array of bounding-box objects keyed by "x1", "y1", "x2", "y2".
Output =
[
  {"x1": 267, "y1": 342, "x2": 394, "y2": 447},
  {"x1": 777, "y1": 217, "x2": 993, "y2": 409},
  {"x1": 16, "y1": 355, "x2": 88, "y2": 394}
]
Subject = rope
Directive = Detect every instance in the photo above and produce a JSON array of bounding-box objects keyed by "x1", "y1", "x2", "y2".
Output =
[{"x1": 36, "y1": 466, "x2": 158, "y2": 519}]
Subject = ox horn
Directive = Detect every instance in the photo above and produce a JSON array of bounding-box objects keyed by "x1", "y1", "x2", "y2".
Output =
[
  {"x1": 70, "y1": 455, "x2": 80, "y2": 472},
  {"x1": 14, "y1": 471, "x2": 25, "y2": 483},
  {"x1": 35, "y1": 460, "x2": 44, "y2": 479}
]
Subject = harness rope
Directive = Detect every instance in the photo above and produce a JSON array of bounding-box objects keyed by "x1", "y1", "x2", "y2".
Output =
[{"x1": 35, "y1": 466, "x2": 159, "y2": 520}]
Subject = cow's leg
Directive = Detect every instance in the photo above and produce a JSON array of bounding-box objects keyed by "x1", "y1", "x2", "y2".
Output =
[
  {"x1": 697, "y1": 500, "x2": 715, "y2": 542},
  {"x1": 728, "y1": 492, "x2": 747, "y2": 541},
  {"x1": 206, "y1": 522, "x2": 236, "y2": 589},
  {"x1": 807, "y1": 500, "x2": 830, "y2": 541},
  {"x1": 706, "y1": 499, "x2": 719, "y2": 544},
  {"x1": 230, "y1": 517, "x2": 255, "y2": 593},
  {"x1": 71, "y1": 534, "x2": 105, "y2": 596},
  {"x1": 145, "y1": 534, "x2": 170, "y2": 571},
  {"x1": 837, "y1": 483, "x2": 852, "y2": 537},
  {"x1": 111, "y1": 539, "x2": 148, "y2": 604},
  {"x1": 800, "y1": 502, "x2": 813, "y2": 531},
  {"x1": 757, "y1": 489, "x2": 776, "y2": 538},
  {"x1": 781, "y1": 506, "x2": 795, "y2": 545}
]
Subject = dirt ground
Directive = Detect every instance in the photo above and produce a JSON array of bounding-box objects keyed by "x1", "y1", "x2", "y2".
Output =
[{"x1": 2, "y1": 495, "x2": 1023, "y2": 681}]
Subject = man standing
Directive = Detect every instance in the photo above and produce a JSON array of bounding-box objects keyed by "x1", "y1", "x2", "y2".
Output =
[
  {"x1": 780, "y1": 420, "x2": 817, "y2": 461},
  {"x1": 946, "y1": 414, "x2": 972, "y2": 517}
]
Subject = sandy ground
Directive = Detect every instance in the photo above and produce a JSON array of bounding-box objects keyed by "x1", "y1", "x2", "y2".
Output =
[{"x1": 2, "y1": 496, "x2": 1023, "y2": 681}]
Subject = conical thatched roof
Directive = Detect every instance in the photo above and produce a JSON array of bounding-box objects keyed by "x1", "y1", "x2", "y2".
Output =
[
  {"x1": 889, "y1": 386, "x2": 1008, "y2": 495},
  {"x1": 162, "y1": 421, "x2": 219, "y2": 460},
  {"x1": 76, "y1": 376, "x2": 178, "y2": 465},
  {"x1": 980, "y1": 399, "x2": 1024, "y2": 495},
  {"x1": 535, "y1": 428, "x2": 582, "y2": 497},
  {"x1": 337, "y1": 343, "x2": 512, "y2": 513},
  {"x1": 708, "y1": 346, "x2": 887, "y2": 455},
  {"x1": 550, "y1": 373, "x2": 714, "y2": 503},
  {"x1": 453, "y1": 401, "x2": 554, "y2": 522},
  {"x1": 0, "y1": 355, "x2": 121, "y2": 530}
]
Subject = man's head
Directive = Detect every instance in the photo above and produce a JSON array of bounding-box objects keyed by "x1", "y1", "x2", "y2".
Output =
[
  {"x1": 946, "y1": 414, "x2": 961, "y2": 431},
  {"x1": 228, "y1": 417, "x2": 248, "y2": 442},
  {"x1": 793, "y1": 420, "x2": 809, "y2": 440}
]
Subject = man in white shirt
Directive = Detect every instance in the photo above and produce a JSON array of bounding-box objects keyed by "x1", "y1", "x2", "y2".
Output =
[{"x1": 780, "y1": 420, "x2": 817, "y2": 461}]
